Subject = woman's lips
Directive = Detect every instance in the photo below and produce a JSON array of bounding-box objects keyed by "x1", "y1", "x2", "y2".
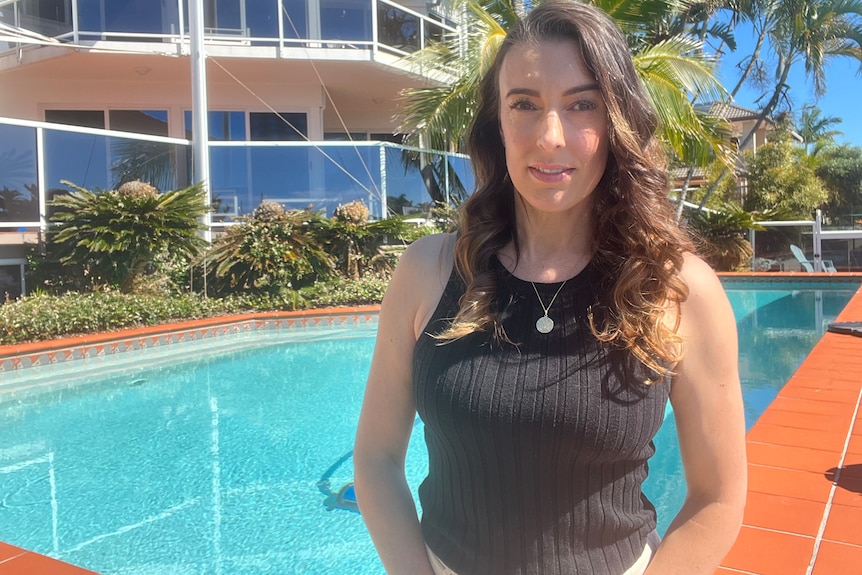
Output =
[{"x1": 529, "y1": 165, "x2": 573, "y2": 183}]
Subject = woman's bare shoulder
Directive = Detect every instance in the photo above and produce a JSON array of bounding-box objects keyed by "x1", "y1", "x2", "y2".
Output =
[
  {"x1": 385, "y1": 232, "x2": 456, "y2": 338},
  {"x1": 679, "y1": 253, "x2": 724, "y2": 299},
  {"x1": 401, "y1": 231, "x2": 456, "y2": 262},
  {"x1": 677, "y1": 252, "x2": 733, "y2": 336}
]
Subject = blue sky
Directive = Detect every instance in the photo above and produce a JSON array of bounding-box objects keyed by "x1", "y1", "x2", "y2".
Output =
[{"x1": 713, "y1": 20, "x2": 862, "y2": 147}]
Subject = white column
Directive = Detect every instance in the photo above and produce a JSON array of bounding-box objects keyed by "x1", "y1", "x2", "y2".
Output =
[
  {"x1": 814, "y1": 209, "x2": 823, "y2": 272},
  {"x1": 189, "y1": 0, "x2": 212, "y2": 241}
]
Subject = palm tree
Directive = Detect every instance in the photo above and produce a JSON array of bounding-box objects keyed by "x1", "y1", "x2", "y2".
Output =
[
  {"x1": 398, "y1": 0, "x2": 734, "y2": 173},
  {"x1": 798, "y1": 105, "x2": 844, "y2": 155},
  {"x1": 700, "y1": 0, "x2": 862, "y2": 206},
  {"x1": 749, "y1": 0, "x2": 862, "y2": 147},
  {"x1": 727, "y1": 0, "x2": 776, "y2": 99}
]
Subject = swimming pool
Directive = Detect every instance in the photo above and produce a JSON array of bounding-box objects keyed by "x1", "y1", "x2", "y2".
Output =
[{"x1": 0, "y1": 280, "x2": 858, "y2": 575}]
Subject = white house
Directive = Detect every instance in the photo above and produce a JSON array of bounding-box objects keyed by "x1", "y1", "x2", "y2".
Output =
[{"x1": 0, "y1": 0, "x2": 472, "y2": 298}]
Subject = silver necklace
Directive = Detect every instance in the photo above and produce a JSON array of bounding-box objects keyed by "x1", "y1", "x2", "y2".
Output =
[{"x1": 530, "y1": 280, "x2": 568, "y2": 333}]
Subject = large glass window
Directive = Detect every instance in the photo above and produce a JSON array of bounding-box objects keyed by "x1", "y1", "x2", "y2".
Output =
[
  {"x1": 377, "y1": 4, "x2": 419, "y2": 52},
  {"x1": 44, "y1": 128, "x2": 108, "y2": 191},
  {"x1": 0, "y1": 263, "x2": 24, "y2": 301},
  {"x1": 198, "y1": 0, "x2": 279, "y2": 39},
  {"x1": 282, "y1": 0, "x2": 307, "y2": 39},
  {"x1": 0, "y1": 124, "x2": 39, "y2": 224},
  {"x1": 244, "y1": 0, "x2": 278, "y2": 39},
  {"x1": 44, "y1": 128, "x2": 188, "y2": 194},
  {"x1": 370, "y1": 133, "x2": 404, "y2": 144},
  {"x1": 205, "y1": 0, "x2": 244, "y2": 35},
  {"x1": 109, "y1": 110, "x2": 169, "y2": 137},
  {"x1": 45, "y1": 109, "x2": 106, "y2": 129},
  {"x1": 321, "y1": 0, "x2": 372, "y2": 42},
  {"x1": 19, "y1": 0, "x2": 72, "y2": 37},
  {"x1": 324, "y1": 132, "x2": 367, "y2": 141},
  {"x1": 249, "y1": 112, "x2": 307, "y2": 141},
  {"x1": 184, "y1": 111, "x2": 246, "y2": 140},
  {"x1": 78, "y1": 0, "x2": 174, "y2": 35}
]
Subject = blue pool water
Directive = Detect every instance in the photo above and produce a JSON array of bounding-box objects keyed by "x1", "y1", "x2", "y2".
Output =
[{"x1": 0, "y1": 281, "x2": 858, "y2": 574}]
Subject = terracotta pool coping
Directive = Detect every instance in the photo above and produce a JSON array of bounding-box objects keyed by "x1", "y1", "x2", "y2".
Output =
[
  {"x1": 718, "y1": 275, "x2": 862, "y2": 575},
  {"x1": 0, "y1": 305, "x2": 380, "y2": 359},
  {"x1": 2, "y1": 276, "x2": 862, "y2": 574}
]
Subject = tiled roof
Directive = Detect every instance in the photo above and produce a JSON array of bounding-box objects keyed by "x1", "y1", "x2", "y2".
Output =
[{"x1": 697, "y1": 101, "x2": 763, "y2": 121}]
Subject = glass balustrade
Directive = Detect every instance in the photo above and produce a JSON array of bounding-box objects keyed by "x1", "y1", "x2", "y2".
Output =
[
  {"x1": 1, "y1": 0, "x2": 457, "y2": 53},
  {"x1": 1, "y1": 119, "x2": 470, "y2": 228},
  {"x1": 0, "y1": 123, "x2": 39, "y2": 226},
  {"x1": 43, "y1": 129, "x2": 189, "y2": 195}
]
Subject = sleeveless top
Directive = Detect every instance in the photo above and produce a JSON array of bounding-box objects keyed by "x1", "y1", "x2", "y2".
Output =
[{"x1": 412, "y1": 257, "x2": 670, "y2": 575}]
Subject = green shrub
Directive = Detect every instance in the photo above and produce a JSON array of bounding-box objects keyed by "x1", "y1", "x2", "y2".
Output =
[
  {"x1": 48, "y1": 180, "x2": 209, "y2": 293},
  {"x1": 201, "y1": 205, "x2": 334, "y2": 295},
  {"x1": 0, "y1": 292, "x2": 244, "y2": 345},
  {"x1": 0, "y1": 275, "x2": 391, "y2": 345},
  {"x1": 297, "y1": 276, "x2": 389, "y2": 308}
]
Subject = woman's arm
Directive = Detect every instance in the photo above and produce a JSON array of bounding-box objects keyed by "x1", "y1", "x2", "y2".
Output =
[
  {"x1": 644, "y1": 254, "x2": 747, "y2": 575},
  {"x1": 353, "y1": 233, "x2": 453, "y2": 575}
]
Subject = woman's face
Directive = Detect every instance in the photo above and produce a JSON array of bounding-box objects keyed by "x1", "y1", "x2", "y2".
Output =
[{"x1": 498, "y1": 39, "x2": 610, "y2": 216}]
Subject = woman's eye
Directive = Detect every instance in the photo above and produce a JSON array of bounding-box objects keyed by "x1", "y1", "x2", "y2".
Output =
[
  {"x1": 570, "y1": 100, "x2": 598, "y2": 111},
  {"x1": 508, "y1": 99, "x2": 537, "y2": 111}
]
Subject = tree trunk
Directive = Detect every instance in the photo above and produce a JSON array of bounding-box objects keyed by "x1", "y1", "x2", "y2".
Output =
[
  {"x1": 729, "y1": 21, "x2": 769, "y2": 98},
  {"x1": 676, "y1": 166, "x2": 695, "y2": 222}
]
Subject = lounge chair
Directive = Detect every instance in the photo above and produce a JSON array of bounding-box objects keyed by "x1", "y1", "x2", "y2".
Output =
[{"x1": 790, "y1": 244, "x2": 837, "y2": 273}]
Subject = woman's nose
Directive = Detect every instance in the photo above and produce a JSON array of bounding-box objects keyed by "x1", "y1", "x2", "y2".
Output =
[{"x1": 538, "y1": 112, "x2": 565, "y2": 149}]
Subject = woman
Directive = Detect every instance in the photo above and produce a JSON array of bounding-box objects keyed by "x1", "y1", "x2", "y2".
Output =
[{"x1": 354, "y1": 2, "x2": 746, "y2": 574}]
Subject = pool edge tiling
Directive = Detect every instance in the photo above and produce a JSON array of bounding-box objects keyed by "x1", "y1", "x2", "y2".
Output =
[
  {"x1": 0, "y1": 306, "x2": 380, "y2": 372},
  {"x1": 718, "y1": 277, "x2": 862, "y2": 575}
]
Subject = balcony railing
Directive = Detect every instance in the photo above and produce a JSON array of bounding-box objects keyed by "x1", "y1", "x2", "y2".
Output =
[
  {"x1": 0, "y1": 117, "x2": 472, "y2": 231},
  {"x1": 0, "y1": 0, "x2": 459, "y2": 58}
]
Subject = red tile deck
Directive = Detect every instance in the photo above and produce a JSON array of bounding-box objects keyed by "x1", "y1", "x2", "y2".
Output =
[
  {"x1": 1, "y1": 278, "x2": 861, "y2": 574},
  {"x1": 0, "y1": 542, "x2": 97, "y2": 574},
  {"x1": 717, "y1": 275, "x2": 862, "y2": 574}
]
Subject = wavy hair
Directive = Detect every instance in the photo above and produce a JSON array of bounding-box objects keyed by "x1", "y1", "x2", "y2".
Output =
[{"x1": 438, "y1": 0, "x2": 694, "y2": 379}]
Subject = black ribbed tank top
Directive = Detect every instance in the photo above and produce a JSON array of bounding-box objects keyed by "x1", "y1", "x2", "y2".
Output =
[{"x1": 413, "y1": 257, "x2": 670, "y2": 575}]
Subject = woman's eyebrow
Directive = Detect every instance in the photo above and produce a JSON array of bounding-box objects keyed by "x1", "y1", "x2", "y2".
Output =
[{"x1": 504, "y1": 83, "x2": 600, "y2": 98}]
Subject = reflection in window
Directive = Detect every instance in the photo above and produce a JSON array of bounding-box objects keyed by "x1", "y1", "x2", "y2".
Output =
[
  {"x1": 184, "y1": 111, "x2": 246, "y2": 140},
  {"x1": 110, "y1": 136, "x2": 187, "y2": 192},
  {"x1": 244, "y1": 0, "x2": 279, "y2": 38},
  {"x1": 109, "y1": 110, "x2": 169, "y2": 137},
  {"x1": 43, "y1": 129, "x2": 109, "y2": 191},
  {"x1": 324, "y1": 132, "x2": 367, "y2": 141},
  {"x1": 370, "y1": 133, "x2": 405, "y2": 144},
  {"x1": 282, "y1": 0, "x2": 308, "y2": 39},
  {"x1": 204, "y1": 0, "x2": 246, "y2": 35},
  {"x1": 45, "y1": 110, "x2": 106, "y2": 129},
  {"x1": 321, "y1": 0, "x2": 372, "y2": 41},
  {"x1": 249, "y1": 112, "x2": 307, "y2": 141},
  {"x1": 0, "y1": 124, "x2": 39, "y2": 223},
  {"x1": 0, "y1": 264, "x2": 24, "y2": 300},
  {"x1": 19, "y1": 0, "x2": 72, "y2": 37},
  {"x1": 78, "y1": 0, "x2": 173, "y2": 35},
  {"x1": 377, "y1": 6, "x2": 419, "y2": 52},
  {"x1": 425, "y1": 21, "x2": 445, "y2": 45}
]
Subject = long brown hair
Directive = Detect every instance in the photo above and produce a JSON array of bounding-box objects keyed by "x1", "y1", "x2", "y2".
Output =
[{"x1": 439, "y1": 0, "x2": 694, "y2": 379}]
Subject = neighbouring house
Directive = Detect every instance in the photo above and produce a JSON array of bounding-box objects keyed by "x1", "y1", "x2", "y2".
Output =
[
  {"x1": 0, "y1": 0, "x2": 472, "y2": 297},
  {"x1": 671, "y1": 101, "x2": 802, "y2": 204}
]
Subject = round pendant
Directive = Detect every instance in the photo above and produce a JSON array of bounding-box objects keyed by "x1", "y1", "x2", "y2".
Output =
[{"x1": 536, "y1": 315, "x2": 554, "y2": 334}]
